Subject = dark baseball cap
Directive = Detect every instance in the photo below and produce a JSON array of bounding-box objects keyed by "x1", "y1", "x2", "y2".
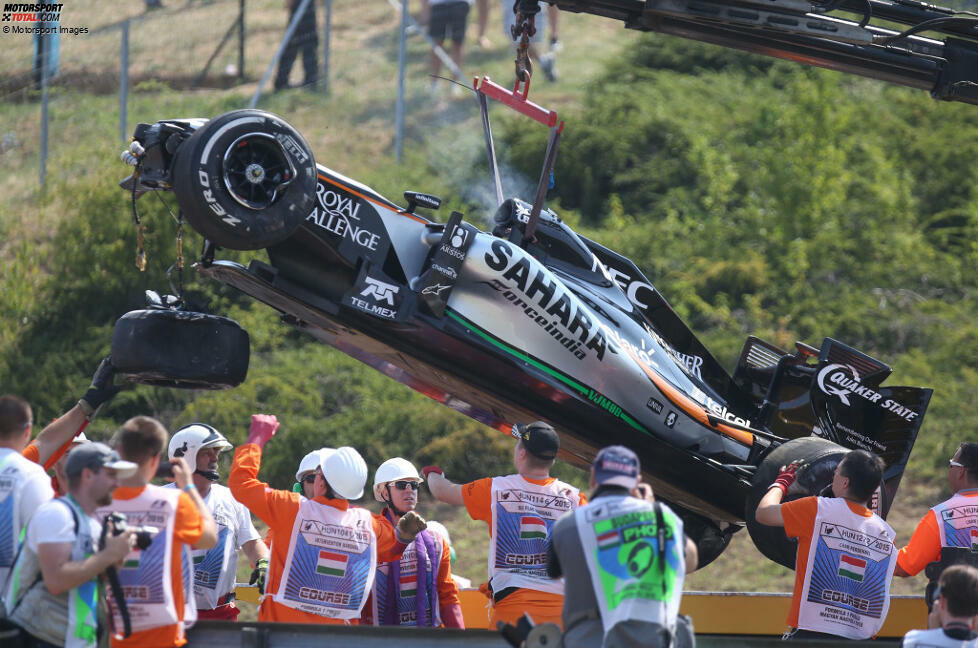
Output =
[
  {"x1": 592, "y1": 445, "x2": 640, "y2": 489},
  {"x1": 511, "y1": 421, "x2": 560, "y2": 460},
  {"x1": 65, "y1": 442, "x2": 138, "y2": 480}
]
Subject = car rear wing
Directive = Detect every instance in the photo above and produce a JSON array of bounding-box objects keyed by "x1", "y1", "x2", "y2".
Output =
[{"x1": 735, "y1": 336, "x2": 932, "y2": 516}]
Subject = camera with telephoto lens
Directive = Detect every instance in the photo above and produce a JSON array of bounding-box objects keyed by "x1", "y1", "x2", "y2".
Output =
[
  {"x1": 101, "y1": 512, "x2": 158, "y2": 551},
  {"x1": 155, "y1": 460, "x2": 174, "y2": 479}
]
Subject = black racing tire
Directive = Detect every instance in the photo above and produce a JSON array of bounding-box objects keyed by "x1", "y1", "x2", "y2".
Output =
[
  {"x1": 111, "y1": 309, "x2": 250, "y2": 389},
  {"x1": 745, "y1": 437, "x2": 849, "y2": 569},
  {"x1": 673, "y1": 506, "x2": 739, "y2": 571},
  {"x1": 171, "y1": 109, "x2": 317, "y2": 250}
]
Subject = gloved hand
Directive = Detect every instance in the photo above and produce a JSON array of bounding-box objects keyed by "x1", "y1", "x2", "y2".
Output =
[
  {"x1": 770, "y1": 460, "x2": 804, "y2": 494},
  {"x1": 421, "y1": 465, "x2": 443, "y2": 480},
  {"x1": 78, "y1": 357, "x2": 123, "y2": 420},
  {"x1": 249, "y1": 558, "x2": 269, "y2": 594},
  {"x1": 396, "y1": 510, "x2": 428, "y2": 543},
  {"x1": 247, "y1": 414, "x2": 279, "y2": 448}
]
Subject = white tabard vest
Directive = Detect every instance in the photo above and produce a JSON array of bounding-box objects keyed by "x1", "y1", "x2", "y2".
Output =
[
  {"x1": 96, "y1": 485, "x2": 196, "y2": 635},
  {"x1": 271, "y1": 500, "x2": 376, "y2": 619},
  {"x1": 932, "y1": 491, "x2": 978, "y2": 549},
  {"x1": 367, "y1": 528, "x2": 444, "y2": 626},
  {"x1": 166, "y1": 483, "x2": 248, "y2": 609},
  {"x1": 488, "y1": 474, "x2": 580, "y2": 595},
  {"x1": 0, "y1": 449, "x2": 52, "y2": 586},
  {"x1": 903, "y1": 627, "x2": 978, "y2": 648},
  {"x1": 796, "y1": 497, "x2": 896, "y2": 639},
  {"x1": 575, "y1": 495, "x2": 686, "y2": 634}
]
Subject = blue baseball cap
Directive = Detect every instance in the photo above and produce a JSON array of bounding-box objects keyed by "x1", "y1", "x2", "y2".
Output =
[{"x1": 592, "y1": 445, "x2": 640, "y2": 489}]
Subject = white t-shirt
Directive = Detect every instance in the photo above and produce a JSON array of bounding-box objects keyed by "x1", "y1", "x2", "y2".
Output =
[
  {"x1": 26, "y1": 499, "x2": 101, "y2": 552},
  {"x1": 903, "y1": 627, "x2": 978, "y2": 647}
]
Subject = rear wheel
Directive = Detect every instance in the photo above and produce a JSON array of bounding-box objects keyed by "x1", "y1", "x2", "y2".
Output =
[
  {"x1": 683, "y1": 512, "x2": 738, "y2": 571},
  {"x1": 745, "y1": 437, "x2": 848, "y2": 569},
  {"x1": 111, "y1": 309, "x2": 250, "y2": 389},
  {"x1": 171, "y1": 109, "x2": 317, "y2": 250},
  {"x1": 663, "y1": 501, "x2": 738, "y2": 571}
]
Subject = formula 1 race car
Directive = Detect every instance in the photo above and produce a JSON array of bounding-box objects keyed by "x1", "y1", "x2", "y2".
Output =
[{"x1": 117, "y1": 107, "x2": 931, "y2": 570}]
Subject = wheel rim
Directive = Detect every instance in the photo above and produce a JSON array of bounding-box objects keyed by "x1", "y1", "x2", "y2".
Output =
[{"x1": 222, "y1": 133, "x2": 297, "y2": 210}]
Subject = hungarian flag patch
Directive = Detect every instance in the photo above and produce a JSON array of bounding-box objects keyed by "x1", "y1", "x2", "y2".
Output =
[
  {"x1": 316, "y1": 550, "x2": 348, "y2": 577},
  {"x1": 838, "y1": 554, "x2": 866, "y2": 582},
  {"x1": 520, "y1": 516, "x2": 547, "y2": 540},
  {"x1": 400, "y1": 574, "x2": 417, "y2": 597},
  {"x1": 597, "y1": 530, "x2": 620, "y2": 550}
]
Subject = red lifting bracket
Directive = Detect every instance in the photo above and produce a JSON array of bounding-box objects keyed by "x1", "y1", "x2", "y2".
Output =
[{"x1": 473, "y1": 75, "x2": 564, "y2": 133}]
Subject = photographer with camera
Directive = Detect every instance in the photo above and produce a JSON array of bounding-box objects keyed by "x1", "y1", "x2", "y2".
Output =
[
  {"x1": 97, "y1": 416, "x2": 217, "y2": 648},
  {"x1": 164, "y1": 423, "x2": 268, "y2": 621},
  {"x1": 2, "y1": 442, "x2": 138, "y2": 648}
]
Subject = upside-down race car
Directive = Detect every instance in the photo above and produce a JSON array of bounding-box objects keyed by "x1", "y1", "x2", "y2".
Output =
[{"x1": 117, "y1": 106, "x2": 931, "y2": 570}]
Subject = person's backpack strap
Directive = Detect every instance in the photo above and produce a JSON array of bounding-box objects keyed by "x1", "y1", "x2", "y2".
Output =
[{"x1": 654, "y1": 501, "x2": 667, "y2": 596}]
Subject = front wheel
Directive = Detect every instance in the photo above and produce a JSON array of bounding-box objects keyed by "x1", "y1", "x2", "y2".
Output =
[{"x1": 171, "y1": 109, "x2": 317, "y2": 250}]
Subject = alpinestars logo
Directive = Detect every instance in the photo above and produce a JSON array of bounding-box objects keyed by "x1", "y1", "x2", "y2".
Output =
[
  {"x1": 817, "y1": 364, "x2": 919, "y2": 422},
  {"x1": 422, "y1": 284, "x2": 450, "y2": 296},
  {"x1": 360, "y1": 277, "x2": 399, "y2": 306},
  {"x1": 3, "y1": 3, "x2": 62, "y2": 21}
]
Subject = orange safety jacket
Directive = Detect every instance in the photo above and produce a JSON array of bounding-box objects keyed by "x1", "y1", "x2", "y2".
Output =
[{"x1": 229, "y1": 443, "x2": 408, "y2": 624}]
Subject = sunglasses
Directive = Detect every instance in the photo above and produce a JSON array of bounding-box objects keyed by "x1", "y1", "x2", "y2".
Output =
[
  {"x1": 950, "y1": 459, "x2": 966, "y2": 469},
  {"x1": 393, "y1": 480, "x2": 419, "y2": 491},
  {"x1": 302, "y1": 474, "x2": 317, "y2": 484}
]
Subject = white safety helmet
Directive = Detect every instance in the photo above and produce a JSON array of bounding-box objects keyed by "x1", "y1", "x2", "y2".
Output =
[
  {"x1": 322, "y1": 446, "x2": 368, "y2": 500},
  {"x1": 373, "y1": 457, "x2": 423, "y2": 502},
  {"x1": 169, "y1": 423, "x2": 232, "y2": 478},
  {"x1": 296, "y1": 448, "x2": 336, "y2": 481}
]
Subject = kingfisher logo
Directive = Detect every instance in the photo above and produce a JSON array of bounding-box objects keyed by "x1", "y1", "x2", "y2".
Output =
[
  {"x1": 816, "y1": 364, "x2": 919, "y2": 422},
  {"x1": 2, "y1": 3, "x2": 62, "y2": 21}
]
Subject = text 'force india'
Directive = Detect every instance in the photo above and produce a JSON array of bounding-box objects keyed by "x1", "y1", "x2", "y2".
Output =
[{"x1": 120, "y1": 109, "x2": 932, "y2": 569}]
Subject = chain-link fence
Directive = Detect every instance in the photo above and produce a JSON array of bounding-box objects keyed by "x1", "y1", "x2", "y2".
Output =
[
  {"x1": 0, "y1": 0, "x2": 481, "y2": 186},
  {"x1": 0, "y1": 0, "x2": 266, "y2": 102}
]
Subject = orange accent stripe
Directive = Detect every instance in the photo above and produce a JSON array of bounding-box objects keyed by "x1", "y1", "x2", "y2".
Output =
[
  {"x1": 317, "y1": 174, "x2": 429, "y2": 224},
  {"x1": 624, "y1": 346, "x2": 754, "y2": 446}
]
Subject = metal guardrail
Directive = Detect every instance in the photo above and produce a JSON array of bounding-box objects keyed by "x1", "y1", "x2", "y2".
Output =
[
  {"x1": 187, "y1": 622, "x2": 903, "y2": 647},
  {"x1": 228, "y1": 587, "x2": 922, "y2": 645},
  {"x1": 188, "y1": 621, "x2": 508, "y2": 647}
]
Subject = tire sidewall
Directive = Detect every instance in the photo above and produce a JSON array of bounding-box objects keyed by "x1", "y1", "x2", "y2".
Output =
[
  {"x1": 745, "y1": 437, "x2": 848, "y2": 569},
  {"x1": 111, "y1": 309, "x2": 250, "y2": 389},
  {"x1": 173, "y1": 110, "x2": 317, "y2": 250}
]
